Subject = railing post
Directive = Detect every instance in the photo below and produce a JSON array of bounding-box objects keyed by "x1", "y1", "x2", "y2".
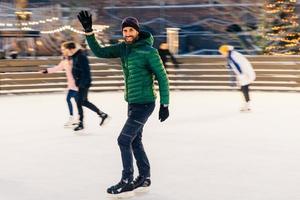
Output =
[{"x1": 167, "y1": 28, "x2": 180, "y2": 55}]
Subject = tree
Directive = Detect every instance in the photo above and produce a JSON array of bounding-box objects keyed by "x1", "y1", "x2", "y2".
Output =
[{"x1": 264, "y1": 0, "x2": 300, "y2": 55}]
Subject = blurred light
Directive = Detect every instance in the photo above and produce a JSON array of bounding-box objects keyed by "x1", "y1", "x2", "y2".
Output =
[
  {"x1": 36, "y1": 40, "x2": 43, "y2": 46},
  {"x1": 15, "y1": 11, "x2": 32, "y2": 21}
]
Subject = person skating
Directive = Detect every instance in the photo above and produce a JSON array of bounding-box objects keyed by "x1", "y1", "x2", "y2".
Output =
[
  {"x1": 78, "y1": 11, "x2": 170, "y2": 197},
  {"x1": 219, "y1": 45, "x2": 256, "y2": 112},
  {"x1": 158, "y1": 42, "x2": 180, "y2": 74},
  {"x1": 62, "y1": 41, "x2": 109, "y2": 131},
  {"x1": 40, "y1": 42, "x2": 79, "y2": 127}
]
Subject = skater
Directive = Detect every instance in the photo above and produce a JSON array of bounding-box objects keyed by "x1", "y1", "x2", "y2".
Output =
[
  {"x1": 40, "y1": 42, "x2": 79, "y2": 127},
  {"x1": 158, "y1": 42, "x2": 180, "y2": 73},
  {"x1": 78, "y1": 11, "x2": 170, "y2": 197},
  {"x1": 61, "y1": 41, "x2": 109, "y2": 131},
  {"x1": 219, "y1": 45, "x2": 256, "y2": 111}
]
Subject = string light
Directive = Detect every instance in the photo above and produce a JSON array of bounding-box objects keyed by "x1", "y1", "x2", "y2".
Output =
[
  {"x1": 40, "y1": 25, "x2": 109, "y2": 35},
  {"x1": 0, "y1": 17, "x2": 59, "y2": 28}
]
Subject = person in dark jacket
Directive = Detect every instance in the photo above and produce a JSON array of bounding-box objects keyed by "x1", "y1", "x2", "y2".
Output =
[
  {"x1": 158, "y1": 42, "x2": 180, "y2": 74},
  {"x1": 78, "y1": 11, "x2": 170, "y2": 197},
  {"x1": 63, "y1": 41, "x2": 109, "y2": 131}
]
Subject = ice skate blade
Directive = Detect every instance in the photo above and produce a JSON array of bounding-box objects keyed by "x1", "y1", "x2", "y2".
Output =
[
  {"x1": 64, "y1": 124, "x2": 76, "y2": 128},
  {"x1": 134, "y1": 186, "x2": 150, "y2": 193},
  {"x1": 107, "y1": 190, "x2": 134, "y2": 199},
  {"x1": 73, "y1": 128, "x2": 87, "y2": 135},
  {"x1": 240, "y1": 109, "x2": 251, "y2": 113}
]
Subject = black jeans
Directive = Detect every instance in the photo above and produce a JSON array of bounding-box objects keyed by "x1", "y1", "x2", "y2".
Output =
[
  {"x1": 76, "y1": 87, "x2": 102, "y2": 122},
  {"x1": 117, "y1": 102, "x2": 155, "y2": 181},
  {"x1": 241, "y1": 84, "x2": 250, "y2": 102}
]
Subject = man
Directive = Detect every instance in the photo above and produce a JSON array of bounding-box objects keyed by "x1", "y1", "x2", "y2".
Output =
[
  {"x1": 63, "y1": 41, "x2": 109, "y2": 131},
  {"x1": 219, "y1": 45, "x2": 256, "y2": 112},
  {"x1": 78, "y1": 11, "x2": 170, "y2": 197},
  {"x1": 158, "y1": 42, "x2": 180, "y2": 74}
]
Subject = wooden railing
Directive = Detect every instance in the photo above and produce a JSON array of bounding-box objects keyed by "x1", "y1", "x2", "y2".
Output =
[{"x1": 1, "y1": 56, "x2": 300, "y2": 94}]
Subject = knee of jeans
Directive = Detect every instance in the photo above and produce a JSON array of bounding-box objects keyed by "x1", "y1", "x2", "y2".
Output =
[
  {"x1": 132, "y1": 138, "x2": 142, "y2": 150},
  {"x1": 117, "y1": 134, "x2": 132, "y2": 147},
  {"x1": 132, "y1": 143, "x2": 142, "y2": 151}
]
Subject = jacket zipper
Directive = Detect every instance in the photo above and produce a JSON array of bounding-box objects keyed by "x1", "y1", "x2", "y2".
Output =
[{"x1": 125, "y1": 45, "x2": 129, "y2": 99}]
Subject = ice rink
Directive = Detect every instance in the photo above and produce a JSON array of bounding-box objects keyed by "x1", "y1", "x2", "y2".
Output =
[{"x1": 1, "y1": 91, "x2": 300, "y2": 200}]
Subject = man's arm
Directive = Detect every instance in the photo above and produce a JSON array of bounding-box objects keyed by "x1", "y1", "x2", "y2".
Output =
[
  {"x1": 148, "y1": 49, "x2": 170, "y2": 105},
  {"x1": 148, "y1": 49, "x2": 170, "y2": 122},
  {"x1": 86, "y1": 34, "x2": 121, "y2": 58}
]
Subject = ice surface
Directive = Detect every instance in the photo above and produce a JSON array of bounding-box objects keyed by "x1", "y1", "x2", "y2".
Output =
[{"x1": 1, "y1": 91, "x2": 300, "y2": 200}]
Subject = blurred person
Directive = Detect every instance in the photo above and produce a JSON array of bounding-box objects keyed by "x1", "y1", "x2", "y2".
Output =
[
  {"x1": 0, "y1": 49, "x2": 5, "y2": 59},
  {"x1": 61, "y1": 41, "x2": 109, "y2": 131},
  {"x1": 40, "y1": 43, "x2": 79, "y2": 127},
  {"x1": 219, "y1": 45, "x2": 256, "y2": 112},
  {"x1": 9, "y1": 50, "x2": 18, "y2": 59},
  {"x1": 81, "y1": 43, "x2": 88, "y2": 56},
  {"x1": 78, "y1": 11, "x2": 170, "y2": 197},
  {"x1": 158, "y1": 42, "x2": 180, "y2": 73}
]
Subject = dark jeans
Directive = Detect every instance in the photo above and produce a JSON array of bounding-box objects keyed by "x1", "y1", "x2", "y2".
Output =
[
  {"x1": 66, "y1": 89, "x2": 78, "y2": 116},
  {"x1": 241, "y1": 84, "x2": 250, "y2": 102},
  {"x1": 76, "y1": 87, "x2": 102, "y2": 122},
  {"x1": 117, "y1": 102, "x2": 155, "y2": 181}
]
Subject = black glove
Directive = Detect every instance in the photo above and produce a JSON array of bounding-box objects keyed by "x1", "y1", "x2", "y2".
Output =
[
  {"x1": 41, "y1": 69, "x2": 48, "y2": 74},
  {"x1": 77, "y1": 10, "x2": 93, "y2": 33},
  {"x1": 159, "y1": 104, "x2": 169, "y2": 122}
]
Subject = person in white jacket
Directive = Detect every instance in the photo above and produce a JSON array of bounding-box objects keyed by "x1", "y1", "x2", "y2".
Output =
[
  {"x1": 219, "y1": 45, "x2": 256, "y2": 111},
  {"x1": 39, "y1": 42, "x2": 79, "y2": 126}
]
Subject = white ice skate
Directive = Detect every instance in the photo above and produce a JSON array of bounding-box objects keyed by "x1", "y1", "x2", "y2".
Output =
[
  {"x1": 64, "y1": 116, "x2": 79, "y2": 128},
  {"x1": 240, "y1": 101, "x2": 251, "y2": 112}
]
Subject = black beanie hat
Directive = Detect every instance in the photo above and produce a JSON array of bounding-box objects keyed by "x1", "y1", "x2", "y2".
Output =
[{"x1": 121, "y1": 17, "x2": 140, "y2": 32}]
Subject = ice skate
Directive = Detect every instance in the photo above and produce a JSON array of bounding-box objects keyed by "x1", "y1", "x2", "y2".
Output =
[
  {"x1": 132, "y1": 175, "x2": 151, "y2": 193},
  {"x1": 64, "y1": 116, "x2": 78, "y2": 128},
  {"x1": 73, "y1": 121, "x2": 84, "y2": 131},
  {"x1": 100, "y1": 113, "x2": 110, "y2": 126},
  {"x1": 107, "y1": 179, "x2": 134, "y2": 199},
  {"x1": 240, "y1": 101, "x2": 251, "y2": 112}
]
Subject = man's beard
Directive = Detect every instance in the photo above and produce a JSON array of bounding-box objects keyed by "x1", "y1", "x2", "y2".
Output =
[{"x1": 124, "y1": 36, "x2": 138, "y2": 44}]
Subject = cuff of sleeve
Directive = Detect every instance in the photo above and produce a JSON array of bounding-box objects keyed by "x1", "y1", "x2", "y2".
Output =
[
  {"x1": 85, "y1": 32, "x2": 94, "y2": 36},
  {"x1": 85, "y1": 28, "x2": 95, "y2": 35},
  {"x1": 160, "y1": 100, "x2": 169, "y2": 105}
]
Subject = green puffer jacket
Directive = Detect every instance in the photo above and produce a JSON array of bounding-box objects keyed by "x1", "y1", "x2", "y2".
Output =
[{"x1": 86, "y1": 31, "x2": 169, "y2": 104}]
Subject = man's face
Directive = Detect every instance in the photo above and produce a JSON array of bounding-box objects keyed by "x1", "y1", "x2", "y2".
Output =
[{"x1": 122, "y1": 27, "x2": 139, "y2": 44}]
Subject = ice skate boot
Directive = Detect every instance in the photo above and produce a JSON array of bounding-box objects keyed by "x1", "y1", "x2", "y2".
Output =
[
  {"x1": 99, "y1": 113, "x2": 110, "y2": 126},
  {"x1": 107, "y1": 178, "x2": 134, "y2": 198},
  {"x1": 132, "y1": 175, "x2": 151, "y2": 193},
  {"x1": 73, "y1": 121, "x2": 84, "y2": 131}
]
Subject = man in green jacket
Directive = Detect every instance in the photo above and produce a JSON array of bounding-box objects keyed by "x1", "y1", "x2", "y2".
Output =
[{"x1": 78, "y1": 11, "x2": 170, "y2": 197}]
